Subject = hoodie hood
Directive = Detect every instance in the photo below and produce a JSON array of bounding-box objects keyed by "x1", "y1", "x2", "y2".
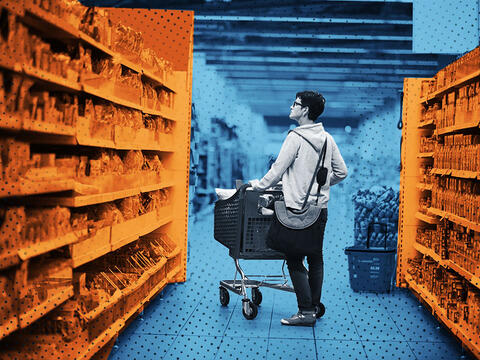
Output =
[{"x1": 294, "y1": 122, "x2": 327, "y2": 151}]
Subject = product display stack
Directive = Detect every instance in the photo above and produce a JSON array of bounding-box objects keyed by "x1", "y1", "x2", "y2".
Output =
[
  {"x1": 0, "y1": 1, "x2": 193, "y2": 359},
  {"x1": 398, "y1": 46, "x2": 480, "y2": 357}
]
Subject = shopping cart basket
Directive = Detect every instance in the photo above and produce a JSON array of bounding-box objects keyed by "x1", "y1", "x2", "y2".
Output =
[{"x1": 214, "y1": 183, "x2": 295, "y2": 320}]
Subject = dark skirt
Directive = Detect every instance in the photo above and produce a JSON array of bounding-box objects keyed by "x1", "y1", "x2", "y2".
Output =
[{"x1": 266, "y1": 208, "x2": 328, "y2": 256}]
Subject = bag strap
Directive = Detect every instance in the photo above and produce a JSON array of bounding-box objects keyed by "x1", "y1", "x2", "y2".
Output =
[
  {"x1": 291, "y1": 130, "x2": 327, "y2": 164},
  {"x1": 289, "y1": 130, "x2": 328, "y2": 209}
]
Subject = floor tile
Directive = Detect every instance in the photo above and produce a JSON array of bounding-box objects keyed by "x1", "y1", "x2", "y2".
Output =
[
  {"x1": 409, "y1": 340, "x2": 475, "y2": 360},
  {"x1": 163, "y1": 335, "x2": 223, "y2": 360},
  {"x1": 109, "y1": 334, "x2": 175, "y2": 360},
  {"x1": 133, "y1": 291, "x2": 199, "y2": 335},
  {"x1": 215, "y1": 337, "x2": 268, "y2": 360},
  {"x1": 180, "y1": 293, "x2": 238, "y2": 336},
  {"x1": 267, "y1": 338, "x2": 317, "y2": 360},
  {"x1": 224, "y1": 298, "x2": 273, "y2": 338},
  {"x1": 315, "y1": 340, "x2": 365, "y2": 360},
  {"x1": 313, "y1": 301, "x2": 360, "y2": 341},
  {"x1": 362, "y1": 341, "x2": 416, "y2": 360},
  {"x1": 347, "y1": 295, "x2": 405, "y2": 341}
]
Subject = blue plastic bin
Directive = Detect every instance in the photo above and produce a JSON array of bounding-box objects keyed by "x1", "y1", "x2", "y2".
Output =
[{"x1": 344, "y1": 223, "x2": 397, "y2": 293}]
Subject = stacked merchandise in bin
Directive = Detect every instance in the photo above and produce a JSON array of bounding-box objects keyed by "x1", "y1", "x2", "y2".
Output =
[
  {"x1": 345, "y1": 186, "x2": 399, "y2": 293},
  {"x1": 352, "y1": 186, "x2": 399, "y2": 248},
  {"x1": 0, "y1": 1, "x2": 193, "y2": 359},
  {"x1": 398, "y1": 46, "x2": 480, "y2": 357}
]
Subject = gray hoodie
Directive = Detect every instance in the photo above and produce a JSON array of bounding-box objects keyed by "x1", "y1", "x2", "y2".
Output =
[{"x1": 256, "y1": 122, "x2": 347, "y2": 210}]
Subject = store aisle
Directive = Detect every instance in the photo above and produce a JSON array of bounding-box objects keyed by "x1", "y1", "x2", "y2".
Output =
[{"x1": 109, "y1": 188, "x2": 472, "y2": 360}]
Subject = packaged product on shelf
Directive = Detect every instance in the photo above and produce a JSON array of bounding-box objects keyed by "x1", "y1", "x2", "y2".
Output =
[
  {"x1": 83, "y1": 99, "x2": 111, "y2": 140},
  {"x1": 31, "y1": 0, "x2": 84, "y2": 29},
  {"x1": 0, "y1": 138, "x2": 30, "y2": 181},
  {"x1": 0, "y1": 207, "x2": 25, "y2": 256},
  {"x1": 156, "y1": 233, "x2": 177, "y2": 254},
  {"x1": 70, "y1": 202, "x2": 117, "y2": 233},
  {"x1": 79, "y1": 7, "x2": 111, "y2": 46},
  {"x1": 24, "y1": 206, "x2": 72, "y2": 246},
  {"x1": 3, "y1": 72, "x2": 24, "y2": 114},
  {"x1": 142, "y1": 81, "x2": 159, "y2": 110},
  {"x1": 419, "y1": 135, "x2": 435, "y2": 153},
  {"x1": 143, "y1": 154, "x2": 164, "y2": 174},
  {"x1": 89, "y1": 56, "x2": 121, "y2": 84},
  {"x1": 160, "y1": 118, "x2": 174, "y2": 134},
  {"x1": 87, "y1": 150, "x2": 125, "y2": 177},
  {"x1": 158, "y1": 189, "x2": 171, "y2": 206},
  {"x1": 19, "y1": 254, "x2": 72, "y2": 316},
  {"x1": 116, "y1": 106, "x2": 143, "y2": 129},
  {"x1": 117, "y1": 195, "x2": 143, "y2": 220},
  {"x1": 140, "y1": 48, "x2": 172, "y2": 81},
  {"x1": 432, "y1": 177, "x2": 480, "y2": 223},
  {"x1": 112, "y1": 23, "x2": 144, "y2": 62},
  {"x1": 78, "y1": 45, "x2": 93, "y2": 75},
  {"x1": 94, "y1": 203, "x2": 124, "y2": 226},
  {"x1": 419, "y1": 164, "x2": 433, "y2": 184},
  {"x1": 55, "y1": 156, "x2": 80, "y2": 179},
  {"x1": 420, "y1": 79, "x2": 436, "y2": 98},
  {"x1": 161, "y1": 58, "x2": 174, "y2": 82},
  {"x1": 123, "y1": 150, "x2": 144, "y2": 173},
  {"x1": 139, "y1": 237, "x2": 168, "y2": 262},
  {"x1": 159, "y1": 88, "x2": 174, "y2": 109},
  {"x1": 27, "y1": 91, "x2": 78, "y2": 128},
  {"x1": 142, "y1": 115, "x2": 174, "y2": 135}
]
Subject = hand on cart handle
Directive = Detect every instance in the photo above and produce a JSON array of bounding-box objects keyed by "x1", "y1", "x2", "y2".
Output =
[{"x1": 248, "y1": 179, "x2": 261, "y2": 190}]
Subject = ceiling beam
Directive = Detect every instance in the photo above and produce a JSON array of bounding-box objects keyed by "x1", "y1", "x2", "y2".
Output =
[
  {"x1": 194, "y1": 45, "x2": 416, "y2": 55},
  {"x1": 211, "y1": 64, "x2": 435, "y2": 76},
  {"x1": 205, "y1": 60, "x2": 439, "y2": 71},
  {"x1": 194, "y1": 21, "x2": 412, "y2": 37},
  {"x1": 193, "y1": 16, "x2": 411, "y2": 25},
  {"x1": 220, "y1": 72, "x2": 421, "y2": 83},
  {"x1": 201, "y1": 53, "x2": 447, "y2": 66},
  {"x1": 104, "y1": 0, "x2": 412, "y2": 11},
  {"x1": 193, "y1": 35, "x2": 412, "y2": 51},
  {"x1": 194, "y1": 31, "x2": 411, "y2": 41},
  {"x1": 227, "y1": 78, "x2": 405, "y2": 88}
]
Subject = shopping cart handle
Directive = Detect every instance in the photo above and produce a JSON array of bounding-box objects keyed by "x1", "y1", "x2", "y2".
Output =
[{"x1": 238, "y1": 183, "x2": 252, "y2": 195}]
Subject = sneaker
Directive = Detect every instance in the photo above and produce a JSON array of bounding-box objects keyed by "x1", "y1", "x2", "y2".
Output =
[{"x1": 280, "y1": 311, "x2": 316, "y2": 326}]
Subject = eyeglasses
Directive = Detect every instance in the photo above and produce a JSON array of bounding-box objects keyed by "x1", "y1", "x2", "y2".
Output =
[{"x1": 292, "y1": 101, "x2": 305, "y2": 107}]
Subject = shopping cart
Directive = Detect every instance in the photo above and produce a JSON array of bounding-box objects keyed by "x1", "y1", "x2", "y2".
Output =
[{"x1": 213, "y1": 183, "x2": 296, "y2": 320}]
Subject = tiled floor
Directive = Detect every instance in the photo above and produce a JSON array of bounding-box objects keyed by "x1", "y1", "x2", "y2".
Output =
[{"x1": 109, "y1": 188, "x2": 473, "y2": 360}]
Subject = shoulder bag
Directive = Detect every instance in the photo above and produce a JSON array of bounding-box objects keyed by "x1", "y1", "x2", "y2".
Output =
[{"x1": 273, "y1": 131, "x2": 328, "y2": 230}]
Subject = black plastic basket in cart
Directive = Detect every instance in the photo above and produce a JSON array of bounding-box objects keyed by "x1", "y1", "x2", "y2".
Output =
[
  {"x1": 213, "y1": 184, "x2": 300, "y2": 320},
  {"x1": 344, "y1": 222, "x2": 397, "y2": 293},
  {"x1": 214, "y1": 184, "x2": 285, "y2": 260}
]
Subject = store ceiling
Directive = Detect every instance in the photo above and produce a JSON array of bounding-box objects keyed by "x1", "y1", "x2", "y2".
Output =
[{"x1": 87, "y1": 0, "x2": 455, "y2": 128}]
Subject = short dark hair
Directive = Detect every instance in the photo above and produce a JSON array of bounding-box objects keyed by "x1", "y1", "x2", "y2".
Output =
[{"x1": 296, "y1": 91, "x2": 326, "y2": 121}]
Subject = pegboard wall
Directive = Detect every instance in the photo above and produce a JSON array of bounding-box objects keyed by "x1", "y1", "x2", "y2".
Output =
[{"x1": 413, "y1": 0, "x2": 479, "y2": 53}]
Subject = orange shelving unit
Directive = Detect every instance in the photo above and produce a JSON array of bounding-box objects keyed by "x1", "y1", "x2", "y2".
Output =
[
  {"x1": 0, "y1": 1, "x2": 193, "y2": 359},
  {"x1": 398, "y1": 46, "x2": 480, "y2": 358}
]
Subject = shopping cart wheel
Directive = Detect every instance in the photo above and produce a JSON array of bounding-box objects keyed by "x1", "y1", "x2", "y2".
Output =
[
  {"x1": 251, "y1": 288, "x2": 262, "y2": 306},
  {"x1": 219, "y1": 286, "x2": 230, "y2": 306},
  {"x1": 242, "y1": 299, "x2": 258, "y2": 320},
  {"x1": 316, "y1": 303, "x2": 326, "y2": 318}
]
